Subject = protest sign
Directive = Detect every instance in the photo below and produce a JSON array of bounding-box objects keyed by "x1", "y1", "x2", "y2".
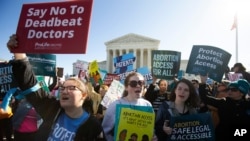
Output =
[
  {"x1": 101, "y1": 80, "x2": 124, "y2": 108},
  {"x1": 114, "y1": 104, "x2": 155, "y2": 141},
  {"x1": 113, "y1": 53, "x2": 135, "y2": 74},
  {"x1": 169, "y1": 113, "x2": 215, "y2": 141},
  {"x1": 136, "y1": 66, "x2": 153, "y2": 85},
  {"x1": 151, "y1": 50, "x2": 181, "y2": 80},
  {"x1": 186, "y1": 45, "x2": 231, "y2": 82},
  {"x1": 56, "y1": 67, "x2": 64, "y2": 78},
  {"x1": 13, "y1": 0, "x2": 93, "y2": 53},
  {"x1": 36, "y1": 76, "x2": 50, "y2": 94},
  {"x1": 0, "y1": 63, "x2": 18, "y2": 99},
  {"x1": 88, "y1": 60, "x2": 103, "y2": 85},
  {"x1": 227, "y1": 73, "x2": 243, "y2": 81},
  {"x1": 103, "y1": 73, "x2": 120, "y2": 86},
  {"x1": 27, "y1": 54, "x2": 56, "y2": 76}
]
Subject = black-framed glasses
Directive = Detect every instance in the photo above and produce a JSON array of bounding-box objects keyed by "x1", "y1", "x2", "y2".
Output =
[
  {"x1": 228, "y1": 88, "x2": 239, "y2": 92},
  {"x1": 59, "y1": 86, "x2": 80, "y2": 92},
  {"x1": 128, "y1": 80, "x2": 145, "y2": 87}
]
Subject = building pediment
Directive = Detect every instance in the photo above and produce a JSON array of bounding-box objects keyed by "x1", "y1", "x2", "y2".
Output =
[{"x1": 105, "y1": 33, "x2": 160, "y2": 45}]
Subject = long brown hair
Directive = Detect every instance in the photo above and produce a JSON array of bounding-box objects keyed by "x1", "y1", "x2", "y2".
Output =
[{"x1": 169, "y1": 78, "x2": 199, "y2": 108}]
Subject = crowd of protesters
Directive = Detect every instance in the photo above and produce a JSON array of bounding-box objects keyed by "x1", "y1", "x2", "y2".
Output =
[{"x1": 1, "y1": 34, "x2": 250, "y2": 141}]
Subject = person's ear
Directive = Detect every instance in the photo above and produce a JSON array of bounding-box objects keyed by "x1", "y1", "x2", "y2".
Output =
[{"x1": 82, "y1": 93, "x2": 87, "y2": 99}]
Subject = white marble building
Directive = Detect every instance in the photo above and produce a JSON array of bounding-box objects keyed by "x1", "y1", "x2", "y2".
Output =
[
  {"x1": 71, "y1": 33, "x2": 199, "y2": 81},
  {"x1": 105, "y1": 33, "x2": 160, "y2": 73}
]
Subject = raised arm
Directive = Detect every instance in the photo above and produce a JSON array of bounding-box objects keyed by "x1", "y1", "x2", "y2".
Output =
[{"x1": 7, "y1": 34, "x2": 27, "y2": 60}]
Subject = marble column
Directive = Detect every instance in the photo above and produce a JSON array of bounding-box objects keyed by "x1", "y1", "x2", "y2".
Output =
[
  {"x1": 119, "y1": 49, "x2": 123, "y2": 56},
  {"x1": 140, "y1": 49, "x2": 143, "y2": 67},
  {"x1": 112, "y1": 49, "x2": 116, "y2": 72},
  {"x1": 133, "y1": 49, "x2": 137, "y2": 69},
  {"x1": 126, "y1": 49, "x2": 129, "y2": 54},
  {"x1": 106, "y1": 49, "x2": 110, "y2": 73},
  {"x1": 147, "y1": 49, "x2": 151, "y2": 68}
]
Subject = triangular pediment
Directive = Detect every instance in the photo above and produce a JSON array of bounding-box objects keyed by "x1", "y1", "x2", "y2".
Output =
[{"x1": 105, "y1": 33, "x2": 160, "y2": 45}]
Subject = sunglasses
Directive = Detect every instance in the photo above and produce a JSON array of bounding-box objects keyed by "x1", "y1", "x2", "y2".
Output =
[
  {"x1": 128, "y1": 80, "x2": 145, "y2": 87},
  {"x1": 228, "y1": 88, "x2": 239, "y2": 92}
]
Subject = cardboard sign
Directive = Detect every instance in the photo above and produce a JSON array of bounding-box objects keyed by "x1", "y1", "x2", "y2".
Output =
[{"x1": 14, "y1": 0, "x2": 93, "y2": 54}]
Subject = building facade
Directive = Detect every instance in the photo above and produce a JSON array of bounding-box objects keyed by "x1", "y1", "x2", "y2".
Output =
[
  {"x1": 71, "y1": 33, "x2": 199, "y2": 81},
  {"x1": 105, "y1": 33, "x2": 160, "y2": 73}
]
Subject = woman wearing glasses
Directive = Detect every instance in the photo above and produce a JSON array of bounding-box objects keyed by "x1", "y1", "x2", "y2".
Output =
[
  {"x1": 199, "y1": 75, "x2": 250, "y2": 141},
  {"x1": 7, "y1": 35, "x2": 104, "y2": 141},
  {"x1": 102, "y1": 72, "x2": 155, "y2": 141}
]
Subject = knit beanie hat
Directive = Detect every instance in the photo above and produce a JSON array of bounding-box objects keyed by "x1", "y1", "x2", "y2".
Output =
[{"x1": 228, "y1": 79, "x2": 250, "y2": 95}]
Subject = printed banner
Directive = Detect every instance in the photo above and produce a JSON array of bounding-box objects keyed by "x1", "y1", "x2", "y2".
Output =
[
  {"x1": 113, "y1": 53, "x2": 135, "y2": 74},
  {"x1": 0, "y1": 63, "x2": 18, "y2": 99},
  {"x1": 151, "y1": 50, "x2": 181, "y2": 80},
  {"x1": 13, "y1": 0, "x2": 93, "y2": 54},
  {"x1": 186, "y1": 45, "x2": 231, "y2": 82},
  {"x1": 115, "y1": 104, "x2": 155, "y2": 141},
  {"x1": 169, "y1": 113, "x2": 215, "y2": 141},
  {"x1": 27, "y1": 54, "x2": 56, "y2": 76}
]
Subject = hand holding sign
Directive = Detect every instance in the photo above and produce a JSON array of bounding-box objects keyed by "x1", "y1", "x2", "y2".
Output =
[
  {"x1": 163, "y1": 120, "x2": 172, "y2": 135},
  {"x1": 7, "y1": 34, "x2": 18, "y2": 51}
]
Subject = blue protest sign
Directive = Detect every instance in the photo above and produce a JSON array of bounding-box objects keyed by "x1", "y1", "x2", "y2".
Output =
[{"x1": 186, "y1": 45, "x2": 231, "y2": 82}]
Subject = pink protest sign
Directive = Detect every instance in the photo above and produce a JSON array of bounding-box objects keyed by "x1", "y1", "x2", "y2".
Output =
[{"x1": 13, "y1": 0, "x2": 93, "y2": 54}]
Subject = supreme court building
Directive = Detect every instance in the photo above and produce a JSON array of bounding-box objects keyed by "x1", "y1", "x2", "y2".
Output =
[
  {"x1": 72, "y1": 33, "x2": 195, "y2": 81},
  {"x1": 105, "y1": 33, "x2": 160, "y2": 73}
]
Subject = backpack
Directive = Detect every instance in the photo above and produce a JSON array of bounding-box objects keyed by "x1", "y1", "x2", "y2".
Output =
[{"x1": 12, "y1": 99, "x2": 42, "y2": 132}]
